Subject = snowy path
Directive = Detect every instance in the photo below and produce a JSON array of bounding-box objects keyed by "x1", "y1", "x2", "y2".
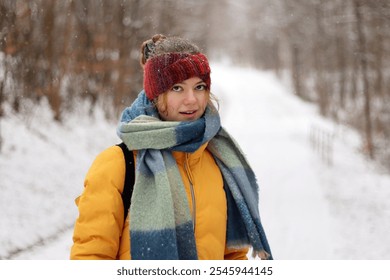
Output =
[
  {"x1": 213, "y1": 66, "x2": 336, "y2": 259},
  {"x1": 3, "y1": 63, "x2": 390, "y2": 260}
]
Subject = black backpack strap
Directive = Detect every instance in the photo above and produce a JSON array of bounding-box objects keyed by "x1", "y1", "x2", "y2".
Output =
[{"x1": 117, "y1": 142, "x2": 135, "y2": 223}]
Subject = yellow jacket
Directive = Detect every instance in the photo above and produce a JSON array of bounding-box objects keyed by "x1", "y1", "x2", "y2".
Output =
[{"x1": 70, "y1": 143, "x2": 248, "y2": 260}]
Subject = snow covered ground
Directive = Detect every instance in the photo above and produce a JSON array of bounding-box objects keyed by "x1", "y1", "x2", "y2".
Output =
[{"x1": 1, "y1": 63, "x2": 390, "y2": 260}]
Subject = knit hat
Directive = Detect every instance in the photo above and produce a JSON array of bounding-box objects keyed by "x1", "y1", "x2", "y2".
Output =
[{"x1": 143, "y1": 52, "x2": 211, "y2": 100}]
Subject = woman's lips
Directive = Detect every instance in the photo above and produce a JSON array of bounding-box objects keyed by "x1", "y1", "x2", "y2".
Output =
[{"x1": 180, "y1": 110, "x2": 198, "y2": 118}]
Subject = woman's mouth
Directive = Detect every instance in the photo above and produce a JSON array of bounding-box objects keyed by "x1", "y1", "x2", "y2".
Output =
[{"x1": 180, "y1": 110, "x2": 198, "y2": 118}]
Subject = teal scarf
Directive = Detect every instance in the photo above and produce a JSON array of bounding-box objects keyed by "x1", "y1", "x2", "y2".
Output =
[{"x1": 117, "y1": 91, "x2": 272, "y2": 260}]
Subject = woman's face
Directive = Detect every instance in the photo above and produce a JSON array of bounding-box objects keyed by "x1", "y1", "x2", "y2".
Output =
[{"x1": 156, "y1": 77, "x2": 209, "y2": 122}]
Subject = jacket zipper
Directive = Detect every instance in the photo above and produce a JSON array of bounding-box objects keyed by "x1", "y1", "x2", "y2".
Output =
[{"x1": 184, "y1": 154, "x2": 196, "y2": 233}]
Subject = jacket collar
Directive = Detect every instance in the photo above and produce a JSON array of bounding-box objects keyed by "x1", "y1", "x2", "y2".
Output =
[{"x1": 172, "y1": 142, "x2": 208, "y2": 166}]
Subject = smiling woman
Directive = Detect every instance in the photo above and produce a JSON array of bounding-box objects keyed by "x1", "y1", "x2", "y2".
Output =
[{"x1": 70, "y1": 34, "x2": 272, "y2": 261}]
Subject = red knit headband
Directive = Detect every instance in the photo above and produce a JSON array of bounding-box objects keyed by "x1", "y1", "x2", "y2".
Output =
[{"x1": 143, "y1": 52, "x2": 211, "y2": 100}]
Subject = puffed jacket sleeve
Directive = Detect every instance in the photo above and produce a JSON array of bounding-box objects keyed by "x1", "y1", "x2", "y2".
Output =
[
  {"x1": 224, "y1": 247, "x2": 249, "y2": 260},
  {"x1": 70, "y1": 146, "x2": 126, "y2": 260}
]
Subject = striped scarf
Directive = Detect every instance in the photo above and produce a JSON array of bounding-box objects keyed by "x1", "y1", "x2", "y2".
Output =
[{"x1": 117, "y1": 91, "x2": 272, "y2": 260}]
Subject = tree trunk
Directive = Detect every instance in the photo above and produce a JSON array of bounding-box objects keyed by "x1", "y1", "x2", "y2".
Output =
[
  {"x1": 313, "y1": 1, "x2": 329, "y2": 116},
  {"x1": 353, "y1": 0, "x2": 374, "y2": 159},
  {"x1": 44, "y1": 1, "x2": 62, "y2": 122},
  {"x1": 291, "y1": 44, "x2": 304, "y2": 98}
]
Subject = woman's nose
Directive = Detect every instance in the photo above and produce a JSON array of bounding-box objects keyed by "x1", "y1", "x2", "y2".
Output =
[{"x1": 183, "y1": 89, "x2": 197, "y2": 104}]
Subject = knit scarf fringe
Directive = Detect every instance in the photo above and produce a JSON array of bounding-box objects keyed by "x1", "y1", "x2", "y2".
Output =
[{"x1": 117, "y1": 91, "x2": 272, "y2": 260}]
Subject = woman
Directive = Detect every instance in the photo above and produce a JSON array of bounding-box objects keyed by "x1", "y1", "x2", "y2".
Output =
[{"x1": 70, "y1": 34, "x2": 272, "y2": 260}]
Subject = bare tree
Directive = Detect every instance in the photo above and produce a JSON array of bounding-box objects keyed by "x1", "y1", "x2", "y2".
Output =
[{"x1": 353, "y1": 0, "x2": 374, "y2": 159}]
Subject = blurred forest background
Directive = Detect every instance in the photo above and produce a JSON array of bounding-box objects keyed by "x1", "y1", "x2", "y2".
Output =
[{"x1": 0, "y1": 0, "x2": 389, "y2": 170}]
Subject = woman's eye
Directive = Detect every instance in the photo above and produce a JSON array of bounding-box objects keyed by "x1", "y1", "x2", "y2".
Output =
[
  {"x1": 171, "y1": 85, "x2": 182, "y2": 92},
  {"x1": 195, "y1": 84, "x2": 207, "y2": 91}
]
